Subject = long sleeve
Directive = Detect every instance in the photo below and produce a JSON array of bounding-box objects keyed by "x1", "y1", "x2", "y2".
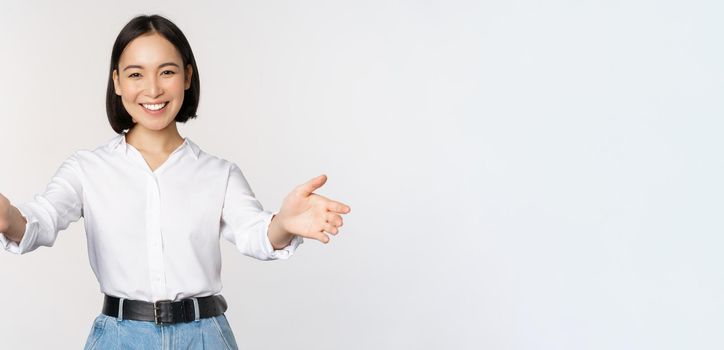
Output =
[
  {"x1": 0, "y1": 152, "x2": 84, "y2": 255},
  {"x1": 219, "y1": 163, "x2": 302, "y2": 261}
]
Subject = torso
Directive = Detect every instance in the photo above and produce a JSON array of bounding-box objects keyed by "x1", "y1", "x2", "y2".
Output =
[
  {"x1": 140, "y1": 152, "x2": 170, "y2": 172},
  {"x1": 125, "y1": 134, "x2": 185, "y2": 172}
]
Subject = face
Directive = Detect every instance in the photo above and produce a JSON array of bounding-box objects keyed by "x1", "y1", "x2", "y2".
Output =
[{"x1": 112, "y1": 32, "x2": 193, "y2": 132}]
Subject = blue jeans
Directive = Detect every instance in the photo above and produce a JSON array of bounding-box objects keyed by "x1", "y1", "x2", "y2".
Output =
[{"x1": 83, "y1": 313, "x2": 239, "y2": 349}]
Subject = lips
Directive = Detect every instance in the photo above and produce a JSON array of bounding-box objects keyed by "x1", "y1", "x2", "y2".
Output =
[{"x1": 140, "y1": 102, "x2": 168, "y2": 113}]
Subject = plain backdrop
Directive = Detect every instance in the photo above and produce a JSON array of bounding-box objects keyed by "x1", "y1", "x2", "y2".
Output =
[{"x1": 1, "y1": 0, "x2": 722, "y2": 349}]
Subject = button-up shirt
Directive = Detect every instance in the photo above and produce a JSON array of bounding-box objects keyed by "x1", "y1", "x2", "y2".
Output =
[{"x1": 0, "y1": 132, "x2": 303, "y2": 302}]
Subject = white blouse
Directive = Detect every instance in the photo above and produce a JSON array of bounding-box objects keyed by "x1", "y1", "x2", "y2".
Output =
[{"x1": 0, "y1": 132, "x2": 303, "y2": 302}]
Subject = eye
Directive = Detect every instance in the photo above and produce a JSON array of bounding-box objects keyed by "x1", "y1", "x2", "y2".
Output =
[
  {"x1": 161, "y1": 70, "x2": 176, "y2": 75},
  {"x1": 128, "y1": 72, "x2": 141, "y2": 78}
]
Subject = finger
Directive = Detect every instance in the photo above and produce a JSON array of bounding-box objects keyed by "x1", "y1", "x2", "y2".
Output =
[
  {"x1": 322, "y1": 222, "x2": 339, "y2": 235},
  {"x1": 326, "y1": 200, "x2": 351, "y2": 214},
  {"x1": 315, "y1": 231, "x2": 331, "y2": 244},
  {"x1": 297, "y1": 174, "x2": 327, "y2": 196},
  {"x1": 325, "y1": 212, "x2": 343, "y2": 227}
]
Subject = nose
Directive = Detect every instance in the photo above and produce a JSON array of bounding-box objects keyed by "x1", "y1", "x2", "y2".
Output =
[{"x1": 145, "y1": 75, "x2": 163, "y2": 98}]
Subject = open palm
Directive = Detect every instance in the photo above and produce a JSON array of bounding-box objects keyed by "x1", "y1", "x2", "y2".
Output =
[{"x1": 278, "y1": 175, "x2": 350, "y2": 243}]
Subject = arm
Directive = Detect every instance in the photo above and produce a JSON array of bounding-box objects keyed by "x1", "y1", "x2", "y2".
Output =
[
  {"x1": 220, "y1": 163, "x2": 303, "y2": 260},
  {"x1": 267, "y1": 214, "x2": 294, "y2": 250},
  {"x1": 0, "y1": 194, "x2": 28, "y2": 243},
  {"x1": 0, "y1": 153, "x2": 84, "y2": 254}
]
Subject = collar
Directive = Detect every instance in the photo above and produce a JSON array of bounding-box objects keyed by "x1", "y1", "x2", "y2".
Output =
[{"x1": 108, "y1": 132, "x2": 200, "y2": 160}]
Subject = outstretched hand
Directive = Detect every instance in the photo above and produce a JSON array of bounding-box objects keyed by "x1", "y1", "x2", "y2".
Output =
[
  {"x1": 0, "y1": 193, "x2": 11, "y2": 233},
  {"x1": 277, "y1": 175, "x2": 350, "y2": 244}
]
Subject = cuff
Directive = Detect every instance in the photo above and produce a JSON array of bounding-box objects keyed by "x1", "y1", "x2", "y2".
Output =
[
  {"x1": 0, "y1": 204, "x2": 40, "y2": 255},
  {"x1": 261, "y1": 210, "x2": 304, "y2": 260}
]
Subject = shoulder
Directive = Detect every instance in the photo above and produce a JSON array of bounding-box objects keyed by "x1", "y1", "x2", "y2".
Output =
[
  {"x1": 71, "y1": 133, "x2": 124, "y2": 159},
  {"x1": 54, "y1": 133, "x2": 130, "y2": 171},
  {"x1": 188, "y1": 139, "x2": 236, "y2": 172}
]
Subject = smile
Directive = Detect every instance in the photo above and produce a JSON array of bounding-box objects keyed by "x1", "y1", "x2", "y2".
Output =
[{"x1": 140, "y1": 102, "x2": 168, "y2": 112}]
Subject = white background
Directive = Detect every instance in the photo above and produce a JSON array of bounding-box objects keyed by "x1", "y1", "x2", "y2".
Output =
[{"x1": 1, "y1": 0, "x2": 722, "y2": 349}]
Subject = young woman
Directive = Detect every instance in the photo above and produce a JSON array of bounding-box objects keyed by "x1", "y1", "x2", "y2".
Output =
[{"x1": 0, "y1": 14, "x2": 350, "y2": 349}]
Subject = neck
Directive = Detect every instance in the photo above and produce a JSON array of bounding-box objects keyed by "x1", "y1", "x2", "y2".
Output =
[{"x1": 125, "y1": 123, "x2": 184, "y2": 154}]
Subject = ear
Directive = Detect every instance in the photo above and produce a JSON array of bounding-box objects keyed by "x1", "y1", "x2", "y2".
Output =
[
  {"x1": 184, "y1": 64, "x2": 193, "y2": 90},
  {"x1": 112, "y1": 69, "x2": 122, "y2": 96}
]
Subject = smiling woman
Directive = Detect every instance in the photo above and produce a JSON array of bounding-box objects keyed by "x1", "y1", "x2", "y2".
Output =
[
  {"x1": 106, "y1": 15, "x2": 200, "y2": 135},
  {"x1": 0, "y1": 13, "x2": 350, "y2": 350},
  {"x1": 105, "y1": 15, "x2": 200, "y2": 173},
  {"x1": 112, "y1": 35, "x2": 193, "y2": 130}
]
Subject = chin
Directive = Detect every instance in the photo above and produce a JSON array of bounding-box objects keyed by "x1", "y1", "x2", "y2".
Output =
[{"x1": 133, "y1": 120, "x2": 175, "y2": 131}]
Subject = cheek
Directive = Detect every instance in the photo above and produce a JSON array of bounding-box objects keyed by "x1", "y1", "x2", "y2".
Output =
[
  {"x1": 122, "y1": 94, "x2": 138, "y2": 106},
  {"x1": 119, "y1": 84, "x2": 142, "y2": 103},
  {"x1": 165, "y1": 77, "x2": 187, "y2": 95}
]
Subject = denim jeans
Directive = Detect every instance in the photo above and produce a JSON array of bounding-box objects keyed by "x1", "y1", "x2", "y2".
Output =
[{"x1": 83, "y1": 313, "x2": 239, "y2": 349}]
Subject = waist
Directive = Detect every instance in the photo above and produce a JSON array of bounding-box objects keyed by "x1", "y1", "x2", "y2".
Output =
[{"x1": 101, "y1": 294, "x2": 228, "y2": 325}]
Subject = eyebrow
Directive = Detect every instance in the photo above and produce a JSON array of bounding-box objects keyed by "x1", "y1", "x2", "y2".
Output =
[{"x1": 123, "y1": 62, "x2": 180, "y2": 71}]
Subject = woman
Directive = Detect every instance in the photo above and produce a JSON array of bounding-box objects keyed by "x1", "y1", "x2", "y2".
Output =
[{"x1": 0, "y1": 14, "x2": 350, "y2": 349}]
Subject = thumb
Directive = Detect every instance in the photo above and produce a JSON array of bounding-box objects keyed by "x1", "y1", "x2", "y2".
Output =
[{"x1": 297, "y1": 174, "x2": 327, "y2": 196}]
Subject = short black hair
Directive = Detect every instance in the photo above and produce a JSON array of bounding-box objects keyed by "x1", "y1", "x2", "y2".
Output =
[{"x1": 106, "y1": 15, "x2": 200, "y2": 133}]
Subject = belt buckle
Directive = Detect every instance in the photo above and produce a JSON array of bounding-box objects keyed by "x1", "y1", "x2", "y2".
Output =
[{"x1": 153, "y1": 299, "x2": 174, "y2": 325}]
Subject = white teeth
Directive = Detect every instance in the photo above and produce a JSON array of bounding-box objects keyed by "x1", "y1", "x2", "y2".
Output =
[{"x1": 142, "y1": 102, "x2": 167, "y2": 111}]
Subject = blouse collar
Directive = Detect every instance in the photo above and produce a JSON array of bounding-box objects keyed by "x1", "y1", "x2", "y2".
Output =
[{"x1": 108, "y1": 131, "x2": 200, "y2": 160}]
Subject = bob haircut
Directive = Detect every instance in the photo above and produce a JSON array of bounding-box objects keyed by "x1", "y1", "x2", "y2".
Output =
[{"x1": 106, "y1": 15, "x2": 200, "y2": 133}]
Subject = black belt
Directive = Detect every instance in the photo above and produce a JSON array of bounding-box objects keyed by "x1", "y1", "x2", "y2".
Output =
[{"x1": 102, "y1": 294, "x2": 228, "y2": 325}]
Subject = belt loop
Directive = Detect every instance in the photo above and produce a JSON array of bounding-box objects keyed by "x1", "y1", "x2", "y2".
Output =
[
  {"x1": 191, "y1": 297, "x2": 200, "y2": 322},
  {"x1": 118, "y1": 298, "x2": 125, "y2": 321}
]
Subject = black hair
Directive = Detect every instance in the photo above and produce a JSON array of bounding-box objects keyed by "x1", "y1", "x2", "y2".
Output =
[{"x1": 106, "y1": 14, "x2": 200, "y2": 133}]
